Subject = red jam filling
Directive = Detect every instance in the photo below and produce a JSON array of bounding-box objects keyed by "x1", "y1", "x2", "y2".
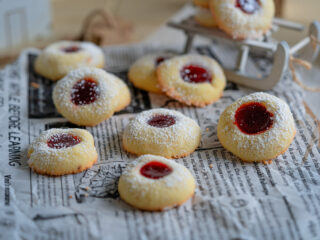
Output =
[
  {"x1": 147, "y1": 114, "x2": 176, "y2": 128},
  {"x1": 47, "y1": 133, "x2": 81, "y2": 149},
  {"x1": 62, "y1": 46, "x2": 81, "y2": 53},
  {"x1": 234, "y1": 102, "x2": 274, "y2": 135},
  {"x1": 180, "y1": 64, "x2": 212, "y2": 83},
  {"x1": 155, "y1": 56, "x2": 167, "y2": 66},
  {"x1": 236, "y1": 0, "x2": 260, "y2": 14},
  {"x1": 140, "y1": 161, "x2": 173, "y2": 179},
  {"x1": 71, "y1": 78, "x2": 100, "y2": 106}
]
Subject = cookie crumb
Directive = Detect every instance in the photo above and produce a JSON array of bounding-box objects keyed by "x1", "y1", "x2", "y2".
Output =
[{"x1": 262, "y1": 159, "x2": 272, "y2": 165}]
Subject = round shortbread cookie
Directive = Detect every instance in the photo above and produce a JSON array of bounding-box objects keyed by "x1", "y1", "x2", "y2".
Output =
[
  {"x1": 217, "y1": 92, "x2": 296, "y2": 163},
  {"x1": 35, "y1": 40, "x2": 105, "y2": 81},
  {"x1": 123, "y1": 108, "x2": 201, "y2": 158},
  {"x1": 53, "y1": 67, "x2": 130, "y2": 126},
  {"x1": 128, "y1": 53, "x2": 174, "y2": 94},
  {"x1": 210, "y1": 0, "x2": 275, "y2": 39},
  {"x1": 157, "y1": 54, "x2": 226, "y2": 107},
  {"x1": 118, "y1": 154, "x2": 196, "y2": 211},
  {"x1": 28, "y1": 128, "x2": 98, "y2": 176}
]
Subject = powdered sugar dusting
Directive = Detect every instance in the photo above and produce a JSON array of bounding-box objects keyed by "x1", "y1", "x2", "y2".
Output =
[
  {"x1": 81, "y1": 42, "x2": 105, "y2": 66},
  {"x1": 46, "y1": 41, "x2": 104, "y2": 63},
  {"x1": 212, "y1": 0, "x2": 273, "y2": 39},
  {"x1": 180, "y1": 64, "x2": 212, "y2": 83},
  {"x1": 158, "y1": 54, "x2": 226, "y2": 106},
  {"x1": 218, "y1": 92, "x2": 296, "y2": 159},
  {"x1": 121, "y1": 155, "x2": 194, "y2": 193},
  {"x1": 28, "y1": 128, "x2": 95, "y2": 167},
  {"x1": 47, "y1": 133, "x2": 81, "y2": 149},
  {"x1": 36, "y1": 41, "x2": 105, "y2": 80},
  {"x1": 125, "y1": 108, "x2": 200, "y2": 145},
  {"x1": 53, "y1": 67, "x2": 122, "y2": 124}
]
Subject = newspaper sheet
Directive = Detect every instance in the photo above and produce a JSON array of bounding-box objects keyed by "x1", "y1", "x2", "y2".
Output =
[{"x1": 0, "y1": 41, "x2": 320, "y2": 240}]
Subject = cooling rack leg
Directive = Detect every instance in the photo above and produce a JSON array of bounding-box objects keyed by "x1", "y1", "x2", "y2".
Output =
[
  {"x1": 183, "y1": 32, "x2": 195, "y2": 53},
  {"x1": 236, "y1": 45, "x2": 249, "y2": 73}
]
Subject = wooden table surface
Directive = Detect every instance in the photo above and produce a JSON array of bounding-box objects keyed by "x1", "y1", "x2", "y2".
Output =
[{"x1": 1, "y1": 0, "x2": 320, "y2": 67}]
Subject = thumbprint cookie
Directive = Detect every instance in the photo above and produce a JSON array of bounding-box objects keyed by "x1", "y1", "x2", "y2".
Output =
[
  {"x1": 122, "y1": 108, "x2": 201, "y2": 158},
  {"x1": 157, "y1": 54, "x2": 226, "y2": 107},
  {"x1": 35, "y1": 41, "x2": 105, "y2": 81},
  {"x1": 118, "y1": 155, "x2": 196, "y2": 211},
  {"x1": 53, "y1": 67, "x2": 130, "y2": 126},
  {"x1": 210, "y1": 0, "x2": 275, "y2": 39},
  {"x1": 28, "y1": 128, "x2": 98, "y2": 176},
  {"x1": 128, "y1": 53, "x2": 174, "y2": 94},
  {"x1": 217, "y1": 92, "x2": 296, "y2": 163}
]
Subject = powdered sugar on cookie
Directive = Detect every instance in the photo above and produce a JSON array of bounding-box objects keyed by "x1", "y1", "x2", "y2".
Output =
[
  {"x1": 218, "y1": 92, "x2": 296, "y2": 162},
  {"x1": 28, "y1": 128, "x2": 98, "y2": 176},
  {"x1": 53, "y1": 67, "x2": 130, "y2": 126},
  {"x1": 123, "y1": 108, "x2": 201, "y2": 158},
  {"x1": 118, "y1": 154, "x2": 196, "y2": 211}
]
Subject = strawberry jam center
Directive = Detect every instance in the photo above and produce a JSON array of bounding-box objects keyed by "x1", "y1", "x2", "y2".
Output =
[
  {"x1": 71, "y1": 78, "x2": 99, "y2": 106},
  {"x1": 180, "y1": 64, "x2": 212, "y2": 83},
  {"x1": 155, "y1": 56, "x2": 167, "y2": 66},
  {"x1": 147, "y1": 114, "x2": 176, "y2": 128},
  {"x1": 62, "y1": 46, "x2": 81, "y2": 53},
  {"x1": 234, "y1": 102, "x2": 274, "y2": 134},
  {"x1": 140, "y1": 161, "x2": 173, "y2": 179},
  {"x1": 236, "y1": 0, "x2": 260, "y2": 14},
  {"x1": 47, "y1": 133, "x2": 81, "y2": 149}
]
